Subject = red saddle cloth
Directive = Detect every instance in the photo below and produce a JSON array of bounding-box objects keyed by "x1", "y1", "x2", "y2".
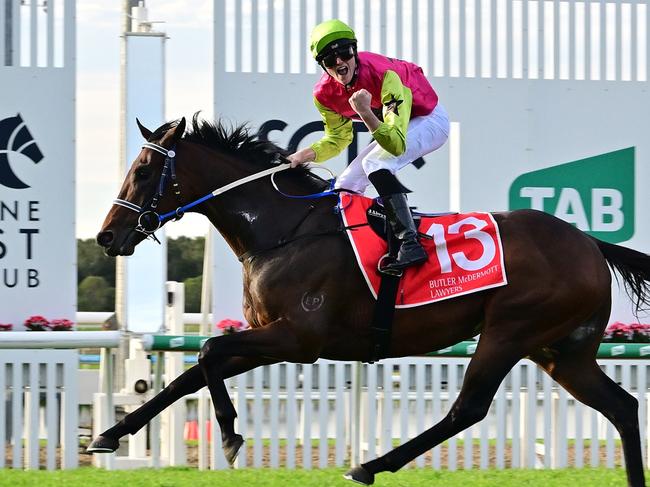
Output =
[{"x1": 340, "y1": 194, "x2": 508, "y2": 308}]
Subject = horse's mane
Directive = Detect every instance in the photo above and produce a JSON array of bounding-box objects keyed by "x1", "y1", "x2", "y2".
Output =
[
  {"x1": 151, "y1": 113, "x2": 288, "y2": 166},
  {"x1": 151, "y1": 113, "x2": 329, "y2": 193}
]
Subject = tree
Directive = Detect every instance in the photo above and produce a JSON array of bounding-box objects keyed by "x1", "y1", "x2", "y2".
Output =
[
  {"x1": 78, "y1": 238, "x2": 116, "y2": 286},
  {"x1": 76, "y1": 236, "x2": 206, "y2": 312},
  {"x1": 168, "y1": 236, "x2": 205, "y2": 283},
  {"x1": 78, "y1": 275, "x2": 115, "y2": 311},
  {"x1": 183, "y1": 275, "x2": 203, "y2": 313}
]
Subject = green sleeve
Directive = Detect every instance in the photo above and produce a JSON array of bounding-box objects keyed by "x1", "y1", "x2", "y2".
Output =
[
  {"x1": 309, "y1": 97, "x2": 354, "y2": 162},
  {"x1": 371, "y1": 70, "x2": 412, "y2": 156}
]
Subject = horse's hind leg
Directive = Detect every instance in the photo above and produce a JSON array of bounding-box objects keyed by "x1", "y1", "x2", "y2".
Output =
[
  {"x1": 532, "y1": 314, "x2": 646, "y2": 487},
  {"x1": 88, "y1": 356, "x2": 275, "y2": 453},
  {"x1": 346, "y1": 335, "x2": 521, "y2": 485},
  {"x1": 541, "y1": 360, "x2": 644, "y2": 487}
]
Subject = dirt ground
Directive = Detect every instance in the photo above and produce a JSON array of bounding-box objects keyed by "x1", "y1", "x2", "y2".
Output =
[{"x1": 3, "y1": 442, "x2": 624, "y2": 470}]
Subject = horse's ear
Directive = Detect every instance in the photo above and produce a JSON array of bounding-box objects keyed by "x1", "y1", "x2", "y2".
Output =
[
  {"x1": 171, "y1": 117, "x2": 186, "y2": 141},
  {"x1": 136, "y1": 118, "x2": 153, "y2": 140}
]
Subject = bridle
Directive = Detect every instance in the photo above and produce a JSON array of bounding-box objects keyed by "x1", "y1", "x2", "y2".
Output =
[
  {"x1": 113, "y1": 142, "x2": 184, "y2": 243},
  {"x1": 112, "y1": 142, "x2": 337, "y2": 243}
]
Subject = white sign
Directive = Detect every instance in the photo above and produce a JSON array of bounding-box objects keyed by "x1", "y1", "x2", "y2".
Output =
[
  {"x1": 0, "y1": 80, "x2": 75, "y2": 329},
  {"x1": 0, "y1": 0, "x2": 76, "y2": 330}
]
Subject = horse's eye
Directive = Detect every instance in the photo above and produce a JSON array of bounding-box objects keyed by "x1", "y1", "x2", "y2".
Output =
[{"x1": 135, "y1": 167, "x2": 150, "y2": 179}]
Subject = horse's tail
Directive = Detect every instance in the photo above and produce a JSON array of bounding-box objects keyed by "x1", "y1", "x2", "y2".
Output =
[{"x1": 592, "y1": 237, "x2": 650, "y2": 313}]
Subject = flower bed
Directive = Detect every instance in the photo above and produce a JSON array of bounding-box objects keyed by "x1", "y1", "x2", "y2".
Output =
[
  {"x1": 0, "y1": 316, "x2": 75, "y2": 332},
  {"x1": 603, "y1": 322, "x2": 650, "y2": 343}
]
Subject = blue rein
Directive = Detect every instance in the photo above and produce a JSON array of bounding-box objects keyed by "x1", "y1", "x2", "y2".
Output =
[{"x1": 112, "y1": 144, "x2": 339, "y2": 241}]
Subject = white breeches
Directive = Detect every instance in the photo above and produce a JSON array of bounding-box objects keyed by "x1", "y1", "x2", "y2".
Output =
[{"x1": 335, "y1": 103, "x2": 449, "y2": 194}]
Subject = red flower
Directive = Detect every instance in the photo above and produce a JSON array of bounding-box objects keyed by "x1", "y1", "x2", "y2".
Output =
[
  {"x1": 24, "y1": 315, "x2": 50, "y2": 331},
  {"x1": 216, "y1": 319, "x2": 247, "y2": 335},
  {"x1": 49, "y1": 319, "x2": 74, "y2": 331},
  {"x1": 0, "y1": 323, "x2": 13, "y2": 331},
  {"x1": 604, "y1": 322, "x2": 650, "y2": 343}
]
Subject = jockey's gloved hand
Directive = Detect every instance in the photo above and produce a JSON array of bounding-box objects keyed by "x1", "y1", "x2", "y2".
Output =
[{"x1": 286, "y1": 149, "x2": 316, "y2": 168}]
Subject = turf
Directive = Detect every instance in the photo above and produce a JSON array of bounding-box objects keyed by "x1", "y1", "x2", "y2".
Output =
[{"x1": 0, "y1": 467, "x2": 638, "y2": 487}]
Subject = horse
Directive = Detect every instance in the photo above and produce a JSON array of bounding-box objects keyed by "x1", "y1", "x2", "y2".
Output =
[{"x1": 89, "y1": 115, "x2": 650, "y2": 486}]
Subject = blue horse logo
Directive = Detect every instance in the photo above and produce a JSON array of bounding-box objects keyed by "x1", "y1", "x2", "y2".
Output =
[{"x1": 0, "y1": 113, "x2": 44, "y2": 189}]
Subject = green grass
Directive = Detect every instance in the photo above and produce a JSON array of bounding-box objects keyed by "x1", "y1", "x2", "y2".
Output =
[{"x1": 0, "y1": 467, "x2": 639, "y2": 487}]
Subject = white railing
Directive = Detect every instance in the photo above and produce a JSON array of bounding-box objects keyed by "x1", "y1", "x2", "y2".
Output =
[
  {"x1": 0, "y1": 349, "x2": 78, "y2": 469},
  {"x1": 174, "y1": 356, "x2": 648, "y2": 470},
  {"x1": 218, "y1": 0, "x2": 649, "y2": 82},
  {"x1": 0, "y1": 332, "x2": 121, "y2": 470}
]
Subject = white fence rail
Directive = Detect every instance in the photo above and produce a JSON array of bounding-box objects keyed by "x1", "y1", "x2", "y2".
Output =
[
  {"x1": 0, "y1": 350, "x2": 78, "y2": 470},
  {"x1": 172, "y1": 356, "x2": 649, "y2": 470},
  {"x1": 0, "y1": 332, "x2": 120, "y2": 470}
]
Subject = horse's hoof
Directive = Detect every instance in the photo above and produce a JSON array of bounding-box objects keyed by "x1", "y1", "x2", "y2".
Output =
[
  {"x1": 223, "y1": 434, "x2": 244, "y2": 465},
  {"x1": 343, "y1": 466, "x2": 375, "y2": 485},
  {"x1": 86, "y1": 435, "x2": 120, "y2": 453}
]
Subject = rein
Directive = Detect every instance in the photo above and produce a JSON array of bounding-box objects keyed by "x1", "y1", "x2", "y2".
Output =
[{"x1": 113, "y1": 142, "x2": 338, "y2": 242}]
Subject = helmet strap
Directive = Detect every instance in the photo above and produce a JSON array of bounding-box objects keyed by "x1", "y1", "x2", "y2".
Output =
[{"x1": 345, "y1": 53, "x2": 360, "y2": 91}]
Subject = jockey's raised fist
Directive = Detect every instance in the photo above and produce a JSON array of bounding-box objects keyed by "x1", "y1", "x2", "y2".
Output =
[{"x1": 349, "y1": 89, "x2": 372, "y2": 115}]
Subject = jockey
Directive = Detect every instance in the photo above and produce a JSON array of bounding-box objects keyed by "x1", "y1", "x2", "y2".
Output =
[{"x1": 287, "y1": 19, "x2": 449, "y2": 271}]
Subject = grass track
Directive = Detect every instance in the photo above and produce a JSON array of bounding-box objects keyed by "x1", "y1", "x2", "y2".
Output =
[{"x1": 0, "y1": 467, "x2": 639, "y2": 487}]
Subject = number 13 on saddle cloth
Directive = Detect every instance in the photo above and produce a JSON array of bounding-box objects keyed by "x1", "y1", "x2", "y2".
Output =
[{"x1": 339, "y1": 194, "x2": 508, "y2": 308}]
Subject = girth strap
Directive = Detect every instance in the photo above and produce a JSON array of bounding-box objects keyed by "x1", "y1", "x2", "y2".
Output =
[
  {"x1": 367, "y1": 221, "x2": 403, "y2": 363},
  {"x1": 368, "y1": 272, "x2": 401, "y2": 362}
]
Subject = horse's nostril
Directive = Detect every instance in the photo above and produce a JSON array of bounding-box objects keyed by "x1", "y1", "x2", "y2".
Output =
[{"x1": 96, "y1": 231, "x2": 114, "y2": 247}]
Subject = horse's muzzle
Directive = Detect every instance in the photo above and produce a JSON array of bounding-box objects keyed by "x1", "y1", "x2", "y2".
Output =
[
  {"x1": 96, "y1": 229, "x2": 137, "y2": 256},
  {"x1": 96, "y1": 230, "x2": 114, "y2": 248}
]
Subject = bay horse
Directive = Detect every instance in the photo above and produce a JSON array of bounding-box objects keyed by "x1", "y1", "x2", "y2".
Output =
[{"x1": 90, "y1": 115, "x2": 650, "y2": 486}]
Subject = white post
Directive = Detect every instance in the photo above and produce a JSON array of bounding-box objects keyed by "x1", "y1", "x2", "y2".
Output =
[
  {"x1": 349, "y1": 361, "x2": 362, "y2": 467},
  {"x1": 61, "y1": 352, "x2": 79, "y2": 468},
  {"x1": 198, "y1": 388, "x2": 209, "y2": 470},
  {"x1": 116, "y1": 0, "x2": 167, "y2": 395},
  {"x1": 198, "y1": 230, "x2": 213, "y2": 470},
  {"x1": 120, "y1": 4, "x2": 168, "y2": 330},
  {"x1": 124, "y1": 339, "x2": 151, "y2": 459},
  {"x1": 94, "y1": 348, "x2": 116, "y2": 469},
  {"x1": 151, "y1": 351, "x2": 164, "y2": 468},
  {"x1": 162, "y1": 281, "x2": 187, "y2": 465}
]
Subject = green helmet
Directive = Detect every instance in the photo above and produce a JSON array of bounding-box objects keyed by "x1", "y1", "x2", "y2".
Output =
[{"x1": 310, "y1": 19, "x2": 357, "y2": 60}]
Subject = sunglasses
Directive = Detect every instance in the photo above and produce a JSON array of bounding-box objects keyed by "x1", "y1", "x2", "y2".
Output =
[{"x1": 320, "y1": 46, "x2": 355, "y2": 68}]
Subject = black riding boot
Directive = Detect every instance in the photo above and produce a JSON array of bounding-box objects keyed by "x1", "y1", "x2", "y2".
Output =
[{"x1": 382, "y1": 193, "x2": 428, "y2": 271}]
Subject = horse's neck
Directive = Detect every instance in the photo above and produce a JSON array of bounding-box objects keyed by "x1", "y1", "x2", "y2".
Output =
[{"x1": 200, "y1": 173, "x2": 331, "y2": 259}]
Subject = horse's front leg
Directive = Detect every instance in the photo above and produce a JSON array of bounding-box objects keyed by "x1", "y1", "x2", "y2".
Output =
[
  {"x1": 88, "y1": 356, "x2": 276, "y2": 453},
  {"x1": 197, "y1": 318, "x2": 322, "y2": 465}
]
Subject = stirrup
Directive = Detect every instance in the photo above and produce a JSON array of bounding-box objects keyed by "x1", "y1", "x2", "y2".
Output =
[
  {"x1": 381, "y1": 242, "x2": 428, "y2": 272},
  {"x1": 377, "y1": 253, "x2": 404, "y2": 277}
]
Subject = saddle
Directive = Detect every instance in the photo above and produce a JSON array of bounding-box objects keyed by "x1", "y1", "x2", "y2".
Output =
[{"x1": 364, "y1": 199, "x2": 451, "y2": 274}]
